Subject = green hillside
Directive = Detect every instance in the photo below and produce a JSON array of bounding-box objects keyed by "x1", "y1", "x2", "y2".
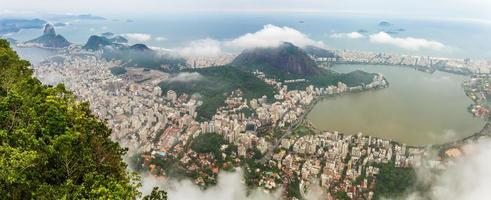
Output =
[
  {"x1": 231, "y1": 42, "x2": 377, "y2": 90},
  {"x1": 232, "y1": 58, "x2": 376, "y2": 91},
  {"x1": 160, "y1": 66, "x2": 275, "y2": 121},
  {"x1": 0, "y1": 39, "x2": 141, "y2": 199}
]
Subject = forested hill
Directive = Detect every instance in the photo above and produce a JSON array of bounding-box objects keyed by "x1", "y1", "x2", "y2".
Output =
[
  {"x1": 0, "y1": 39, "x2": 142, "y2": 198},
  {"x1": 232, "y1": 42, "x2": 322, "y2": 76}
]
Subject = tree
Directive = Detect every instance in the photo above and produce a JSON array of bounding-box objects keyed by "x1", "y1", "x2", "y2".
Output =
[
  {"x1": 0, "y1": 39, "x2": 140, "y2": 199},
  {"x1": 143, "y1": 187, "x2": 168, "y2": 200}
]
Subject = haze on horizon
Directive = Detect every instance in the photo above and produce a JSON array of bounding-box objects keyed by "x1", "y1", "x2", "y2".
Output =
[{"x1": 1, "y1": 0, "x2": 490, "y2": 24}]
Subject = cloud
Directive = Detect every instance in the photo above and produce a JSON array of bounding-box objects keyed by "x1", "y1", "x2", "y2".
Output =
[
  {"x1": 225, "y1": 24, "x2": 324, "y2": 49},
  {"x1": 167, "y1": 72, "x2": 203, "y2": 83},
  {"x1": 140, "y1": 170, "x2": 282, "y2": 200},
  {"x1": 176, "y1": 24, "x2": 325, "y2": 57},
  {"x1": 155, "y1": 36, "x2": 167, "y2": 42},
  {"x1": 330, "y1": 32, "x2": 365, "y2": 39},
  {"x1": 368, "y1": 32, "x2": 445, "y2": 51},
  {"x1": 428, "y1": 139, "x2": 491, "y2": 200},
  {"x1": 178, "y1": 38, "x2": 222, "y2": 57},
  {"x1": 123, "y1": 33, "x2": 152, "y2": 42},
  {"x1": 400, "y1": 138, "x2": 491, "y2": 200}
]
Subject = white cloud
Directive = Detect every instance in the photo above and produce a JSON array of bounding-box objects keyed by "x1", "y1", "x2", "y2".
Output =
[
  {"x1": 176, "y1": 24, "x2": 326, "y2": 57},
  {"x1": 123, "y1": 33, "x2": 152, "y2": 42},
  {"x1": 155, "y1": 36, "x2": 167, "y2": 42},
  {"x1": 399, "y1": 138, "x2": 491, "y2": 200},
  {"x1": 330, "y1": 32, "x2": 365, "y2": 39},
  {"x1": 225, "y1": 24, "x2": 324, "y2": 49},
  {"x1": 368, "y1": 32, "x2": 445, "y2": 51},
  {"x1": 167, "y1": 72, "x2": 203, "y2": 83},
  {"x1": 428, "y1": 139, "x2": 491, "y2": 200},
  {"x1": 178, "y1": 38, "x2": 222, "y2": 57},
  {"x1": 140, "y1": 170, "x2": 282, "y2": 200}
]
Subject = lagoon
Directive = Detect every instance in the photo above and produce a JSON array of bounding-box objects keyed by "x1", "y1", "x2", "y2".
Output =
[{"x1": 307, "y1": 64, "x2": 485, "y2": 145}]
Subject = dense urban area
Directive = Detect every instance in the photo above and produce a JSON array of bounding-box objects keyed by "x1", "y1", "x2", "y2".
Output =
[{"x1": 27, "y1": 38, "x2": 491, "y2": 199}]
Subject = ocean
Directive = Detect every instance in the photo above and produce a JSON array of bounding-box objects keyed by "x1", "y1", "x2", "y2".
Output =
[{"x1": 4, "y1": 13, "x2": 491, "y2": 60}]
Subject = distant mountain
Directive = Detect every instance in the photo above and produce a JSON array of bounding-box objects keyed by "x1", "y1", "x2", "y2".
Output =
[
  {"x1": 43, "y1": 23, "x2": 56, "y2": 35},
  {"x1": 111, "y1": 36, "x2": 128, "y2": 43},
  {"x1": 232, "y1": 42, "x2": 322, "y2": 76},
  {"x1": 48, "y1": 14, "x2": 105, "y2": 21},
  {"x1": 83, "y1": 35, "x2": 116, "y2": 50},
  {"x1": 379, "y1": 21, "x2": 392, "y2": 27},
  {"x1": 83, "y1": 34, "x2": 185, "y2": 72},
  {"x1": 53, "y1": 22, "x2": 66, "y2": 27},
  {"x1": 129, "y1": 43, "x2": 151, "y2": 52},
  {"x1": 0, "y1": 18, "x2": 47, "y2": 34},
  {"x1": 101, "y1": 32, "x2": 114, "y2": 38},
  {"x1": 25, "y1": 24, "x2": 70, "y2": 48},
  {"x1": 83, "y1": 34, "x2": 128, "y2": 50},
  {"x1": 100, "y1": 32, "x2": 128, "y2": 43},
  {"x1": 77, "y1": 14, "x2": 106, "y2": 20}
]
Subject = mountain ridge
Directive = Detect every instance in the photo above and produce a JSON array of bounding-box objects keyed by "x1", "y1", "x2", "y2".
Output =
[
  {"x1": 25, "y1": 23, "x2": 71, "y2": 48},
  {"x1": 232, "y1": 42, "x2": 322, "y2": 76}
]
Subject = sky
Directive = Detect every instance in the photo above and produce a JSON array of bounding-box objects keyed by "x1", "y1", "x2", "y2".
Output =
[{"x1": 0, "y1": 0, "x2": 490, "y2": 22}]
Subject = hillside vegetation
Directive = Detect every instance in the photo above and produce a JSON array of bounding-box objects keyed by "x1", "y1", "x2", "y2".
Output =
[
  {"x1": 160, "y1": 66, "x2": 275, "y2": 121},
  {"x1": 231, "y1": 43, "x2": 376, "y2": 90},
  {"x1": 162, "y1": 43, "x2": 376, "y2": 121},
  {"x1": 84, "y1": 35, "x2": 186, "y2": 73},
  {"x1": 0, "y1": 39, "x2": 142, "y2": 199}
]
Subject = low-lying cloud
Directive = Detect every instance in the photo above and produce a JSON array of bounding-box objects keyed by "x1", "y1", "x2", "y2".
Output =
[
  {"x1": 155, "y1": 36, "x2": 167, "y2": 42},
  {"x1": 369, "y1": 32, "x2": 445, "y2": 51},
  {"x1": 426, "y1": 139, "x2": 491, "y2": 200},
  {"x1": 167, "y1": 72, "x2": 203, "y2": 83},
  {"x1": 330, "y1": 32, "x2": 365, "y2": 39},
  {"x1": 225, "y1": 24, "x2": 324, "y2": 49},
  {"x1": 398, "y1": 138, "x2": 491, "y2": 200},
  {"x1": 178, "y1": 38, "x2": 222, "y2": 57},
  {"x1": 141, "y1": 170, "x2": 282, "y2": 200},
  {"x1": 123, "y1": 33, "x2": 152, "y2": 42},
  {"x1": 177, "y1": 24, "x2": 325, "y2": 57}
]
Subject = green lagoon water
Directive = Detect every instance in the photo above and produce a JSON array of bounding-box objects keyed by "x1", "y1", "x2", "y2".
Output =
[{"x1": 307, "y1": 64, "x2": 485, "y2": 145}]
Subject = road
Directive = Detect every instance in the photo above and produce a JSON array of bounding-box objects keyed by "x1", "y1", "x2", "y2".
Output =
[{"x1": 259, "y1": 96, "x2": 325, "y2": 164}]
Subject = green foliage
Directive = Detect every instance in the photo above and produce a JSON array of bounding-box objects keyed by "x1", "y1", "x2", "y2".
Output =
[
  {"x1": 232, "y1": 55, "x2": 375, "y2": 91},
  {"x1": 190, "y1": 132, "x2": 227, "y2": 155},
  {"x1": 143, "y1": 187, "x2": 168, "y2": 200},
  {"x1": 150, "y1": 155, "x2": 188, "y2": 179},
  {"x1": 373, "y1": 163, "x2": 417, "y2": 199},
  {"x1": 230, "y1": 42, "x2": 375, "y2": 90},
  {"x1": 333, "y1": 191, "x2": 351, "y2": 200},
  {"x1": 0, "y1": 39, "x2": 140, "y2": 199},
  {"x1": 292, "y1": 123, "x2": 317, "y2": 137},
  {"x1": 242, "y1": 157, "x2": 282, "y2": 189},
  {"x1": 287, "y1": 177, "x2": 303, "y2": 199},
  {"x1": 84, "y1": 35, "x2": 186, "y2": 72},
  {"x1": 160, "y1": 66, "x2": 275, "y2": 121},
  {"x1": 232, "y1": 46, "x2": 322, "y2": 76}
]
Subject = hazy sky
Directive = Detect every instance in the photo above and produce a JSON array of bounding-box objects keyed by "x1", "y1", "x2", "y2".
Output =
[{"x1": 1, "y1": 0, "x2": 490, "y2": 21}]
